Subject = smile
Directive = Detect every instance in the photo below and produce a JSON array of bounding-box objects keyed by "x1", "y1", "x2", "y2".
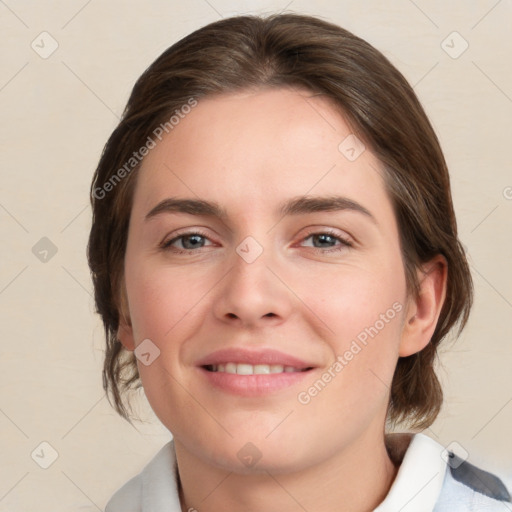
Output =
[{"x1": 204, "y1": 363, "x2": 312, "y2": 374}]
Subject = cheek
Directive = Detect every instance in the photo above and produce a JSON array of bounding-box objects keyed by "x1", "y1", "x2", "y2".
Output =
[
  {"x1": 298, "y1": 256, "x2": 406, "y2": 347},
  {"x1": 123, "y1": 261, "x2": 204, "y2": 424},
  {"x1": 292, "y1": 254, "x2": 406, "y2": 396},
  {"x1": 295, "y1": 279, "x2": 405, "y2": 431},
  {"x1": 124, "y1": 259, "x2": 203, "y2": 342}
]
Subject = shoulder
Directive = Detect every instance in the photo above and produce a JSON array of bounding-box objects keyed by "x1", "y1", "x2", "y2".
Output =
[
  {"x1": 105, "y1": 440, "x2": 180, "y2": 512},
  {"x1": 105, "y1": 473, "x2": 143, "y2": 512},
  {"x1": 377, "y1": 433, "x2": 511, "y2": 512},
  {"x1": 434, "y1": 451, "x2": 511, "y2": 511}
]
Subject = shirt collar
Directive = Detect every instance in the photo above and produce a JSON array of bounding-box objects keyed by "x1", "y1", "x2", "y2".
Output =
[
  {"x1": 374, "y1": 433, "x2": 447, "y2": 512},
  {"x1": 142, "y1": 439, "x2": 182, "y2": 512}
]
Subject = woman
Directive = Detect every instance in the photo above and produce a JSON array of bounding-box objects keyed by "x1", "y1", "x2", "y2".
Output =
[{"x1": 87, "y1": 13, "x2": 511, "y2": 512}]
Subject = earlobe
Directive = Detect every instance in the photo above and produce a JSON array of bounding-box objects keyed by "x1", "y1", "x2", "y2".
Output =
[
  {"x1": 116, "y1": 281, "x2": 135, "y2": 351},
  {"x1": 399, "y1": 255, "x2": 448, "y2": 357},
  {"x1": 117, "y1": 321, "x2": 135, "y2": 351}
]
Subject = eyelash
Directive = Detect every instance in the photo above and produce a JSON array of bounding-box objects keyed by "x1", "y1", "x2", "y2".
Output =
[{"x1": 160, "y1": 229, "x2": 353, "y2": 255}]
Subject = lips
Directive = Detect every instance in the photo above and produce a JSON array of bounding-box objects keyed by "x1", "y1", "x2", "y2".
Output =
[
  {"x1": 196, "y1": 347, "x2": 316, "y2": 371},
  {"x1": 196, "y1": 348, "x2": 316, "y2": 396}
]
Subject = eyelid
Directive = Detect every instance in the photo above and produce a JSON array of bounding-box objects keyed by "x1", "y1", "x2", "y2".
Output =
[
  {"x1": 160, "y1": 226, "x2": 354, "y2": 256},
  {"x1": 297, "y1": 228, "x2": 354, "y2": 250},
  {"x1": 160, "y1": 228, "x2": 215, "y2": 250},
  {"x1": 299, "y1": 226, "x2": 354, "y2": 243}
]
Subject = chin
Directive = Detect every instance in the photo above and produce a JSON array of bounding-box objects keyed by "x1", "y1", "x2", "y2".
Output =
[{"x1": 195, "y1": 434, "x2": 313, "y2": 475}]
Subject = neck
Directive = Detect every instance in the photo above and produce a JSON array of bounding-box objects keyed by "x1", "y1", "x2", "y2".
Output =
[{"x1": 174, "y1": 429, "x2": 401, "y2": 512}]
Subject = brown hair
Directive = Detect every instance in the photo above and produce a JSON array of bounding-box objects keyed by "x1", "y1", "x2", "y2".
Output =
[{"x1": 87, "y1": 13, "x2": 473, "y2": 429}]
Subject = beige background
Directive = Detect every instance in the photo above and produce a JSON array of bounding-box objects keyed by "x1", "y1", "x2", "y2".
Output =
[{"x1": 0, "y1": 0, "x2": 511, "y2": 510}]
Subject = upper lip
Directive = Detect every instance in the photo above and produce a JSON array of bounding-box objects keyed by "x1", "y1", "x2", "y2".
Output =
[{"x1": 196, "y1": 348, "x2": 316, "y2": 369}]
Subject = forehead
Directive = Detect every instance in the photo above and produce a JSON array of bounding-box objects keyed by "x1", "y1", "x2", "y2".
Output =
[{"x1": 132, "y1": 87, "x2": 391, "y2": 221}]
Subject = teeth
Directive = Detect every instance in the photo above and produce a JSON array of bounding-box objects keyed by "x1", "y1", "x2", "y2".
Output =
[
  {"x1": 225, "y1": 362, "x2": 237, "y2": 374},
  {"x1": 254, "y1": 364, "x2": 270, "y2": 374},
  {"x1": 237, "y1": 363, "x2": 253, "y2": 375},
  {"x1": 208, "y1": 363, "x2": 305, "y2": 374}
]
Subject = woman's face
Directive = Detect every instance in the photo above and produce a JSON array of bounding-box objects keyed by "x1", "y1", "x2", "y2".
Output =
[{"x1": 120, "y1": 87, "x2": 415, "y2": 472}]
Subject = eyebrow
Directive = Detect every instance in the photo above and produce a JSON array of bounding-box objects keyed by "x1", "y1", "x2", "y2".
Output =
[{"x1": 145, "y1": 195, "x2": 377, "y2": 224}]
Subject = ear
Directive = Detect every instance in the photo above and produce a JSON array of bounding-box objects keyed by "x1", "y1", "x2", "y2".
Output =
[
  {"x1": 399, "y1": 254, "x2": 448, "y2": 357},
  {"x1": 116, "y1": 278, "x2": 135, "y2": 351}
]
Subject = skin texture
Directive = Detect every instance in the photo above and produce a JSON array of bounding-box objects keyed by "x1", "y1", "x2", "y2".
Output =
[{"x1": 117, "y1": 87, "x2": 447, "y2": 512}]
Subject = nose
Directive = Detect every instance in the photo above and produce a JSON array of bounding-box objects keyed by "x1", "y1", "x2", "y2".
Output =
[{"x1": 212, "y1": 238, "x2": 294, "y2": 329}]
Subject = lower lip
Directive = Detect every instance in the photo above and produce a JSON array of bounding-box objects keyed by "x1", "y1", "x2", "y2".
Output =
[{"x1": 197, "y1": 367, "x2": 314, "y2": 396}]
